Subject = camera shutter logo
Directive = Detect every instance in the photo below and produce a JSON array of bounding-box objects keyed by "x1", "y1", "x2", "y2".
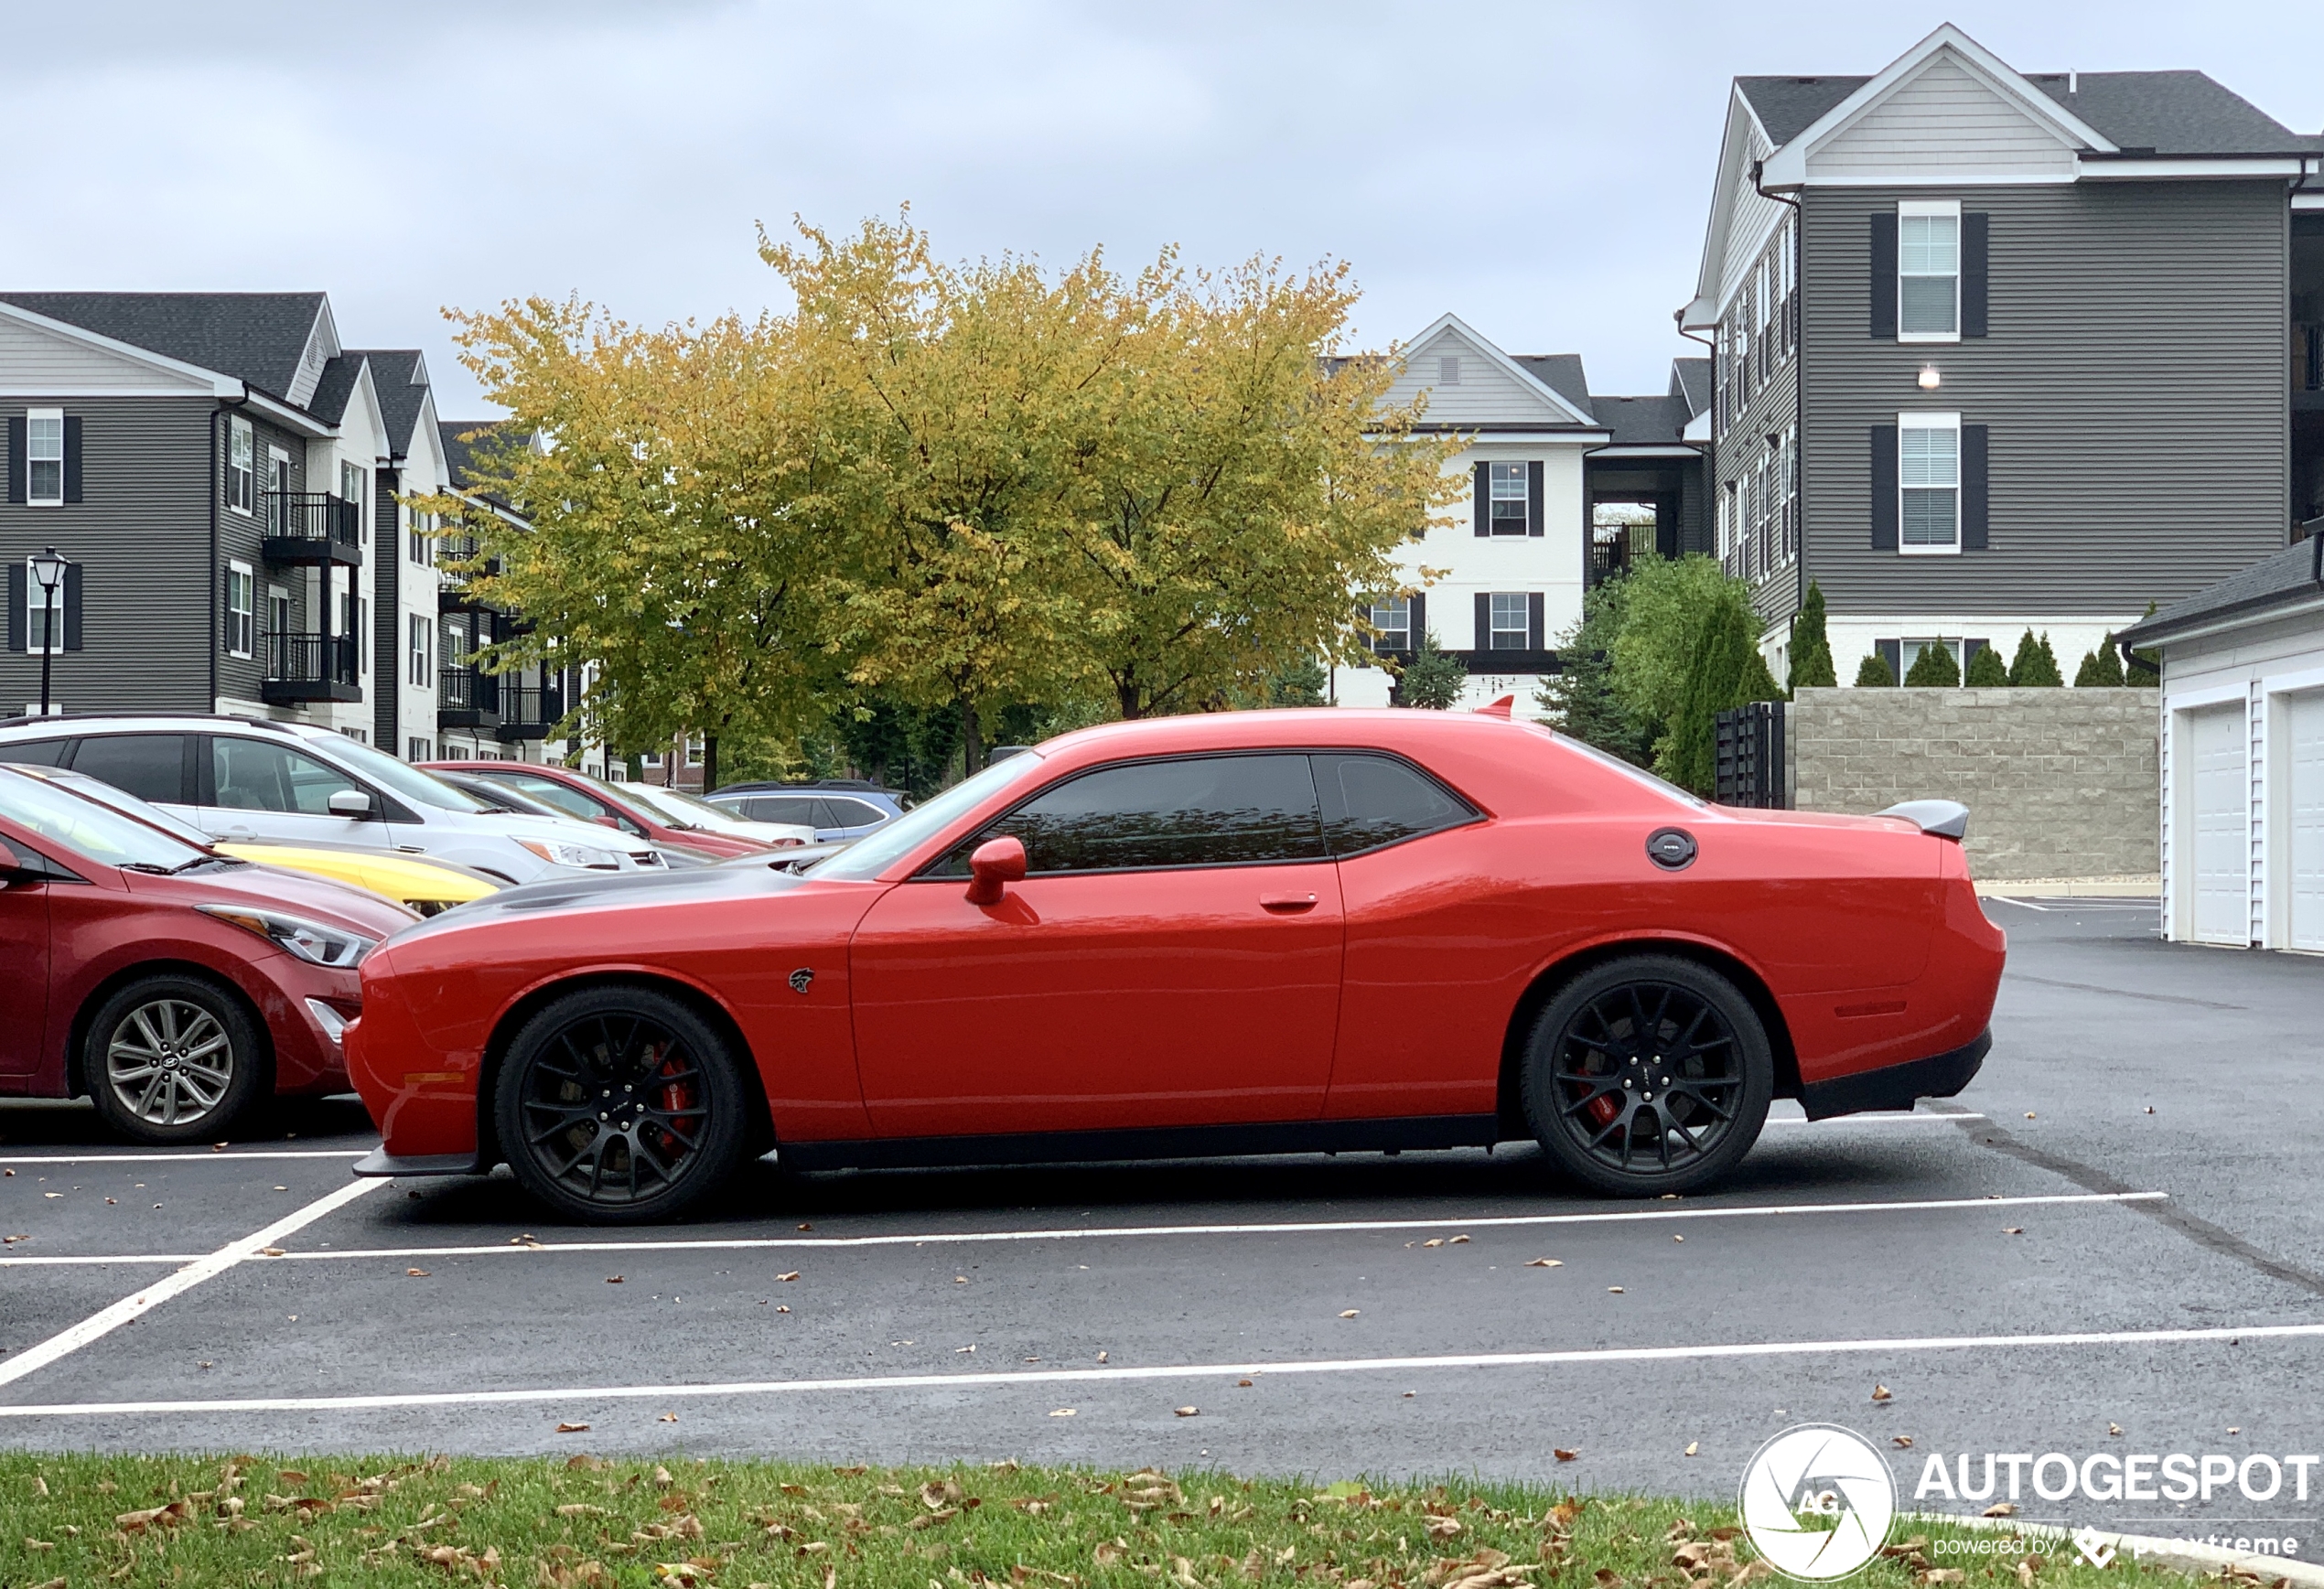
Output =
[{"x1": 1738, "y1": 1424, "x2": 1897, "y2": 1581}]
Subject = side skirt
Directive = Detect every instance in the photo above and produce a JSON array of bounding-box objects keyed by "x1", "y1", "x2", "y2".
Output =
[{"x1": 776, "y1": 1115, "x2": 1506, "y2": 1173}]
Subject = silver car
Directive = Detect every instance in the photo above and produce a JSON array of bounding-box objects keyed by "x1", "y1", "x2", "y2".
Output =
[{"x1": 0, "y1": 715, "x2": 664, "y2": 885}]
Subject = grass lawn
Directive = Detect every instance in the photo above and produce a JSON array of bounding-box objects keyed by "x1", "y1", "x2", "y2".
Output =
[{"x1": 0, "y1": 1452, "x2": 2194, "y2": 1589}]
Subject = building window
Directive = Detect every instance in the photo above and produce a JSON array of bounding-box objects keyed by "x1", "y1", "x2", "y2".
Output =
[
  {"x1": 407, "y1": 736, "x2": 433, "y2": 763},
  {"x1": 1368, "y1": 597, "x2": 1410, "y2": 654},
  {"x1": 1487, "y1": 592, "x2": 1530, "y2": 650},
  {"x1": 1899, "y1": 412, "x2": 1962, "y2": 553},
  {"x1": 228, "y1": 418, "x2": 254, "y2": 513},
  {"x1": 25, "y1": 410, "x2": 64, "y2": 506},
  {"x1": 409, "y1": 614, "x2": 431, "y2": 688},
  {"x1": 340, "y1": 461, "x2": 367, "y2": 542},
  {"x1": 1899, "y1": 200, "x2": 1961, "y2": 341},
  {"x1": 226, "y1": 562, "x2": 254, "y2": 657},
  {"x1": 1488, "y1": 461, "x2": 1529, "y2": 535},
  {"x1": 265, "y1": 451, "x2": 291, "y2": 534},
  {"x1": 1781, "y1": 426, "x2": 1799, "y2": 564},
  {"x1": 408, "y1": 502, "x2": 433, "y2": 565},
  {"x1": 1437, "y1": 356, "x2": 1460, "y2": 385},
  {"x1": 264, "y1": 587, "x2": 290, "y2": 675}
]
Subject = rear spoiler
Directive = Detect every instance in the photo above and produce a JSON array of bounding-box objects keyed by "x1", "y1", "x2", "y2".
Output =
[{"x1": 1876, "y1": 799, "x2": 1970, "y2": 842}]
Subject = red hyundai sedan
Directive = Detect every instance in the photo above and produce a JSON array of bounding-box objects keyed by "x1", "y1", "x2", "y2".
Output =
[
  {"x1": 0, "y1": 766, "x2": 416, "y2": 1143},
  {"x1": 348, "y1": 709, "x2": 2006, "y2": 1221}
]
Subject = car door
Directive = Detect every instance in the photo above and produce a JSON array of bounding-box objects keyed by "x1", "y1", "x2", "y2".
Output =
[
  {"x1": 848, "y1": 752, "x2": 1345, "y2": 1139},
  {"x1": 0, "y1": 832, "x2": 53, "y2": 1079},
  {"x1": 197, "y1": 735, "x2": 393, "y2": 852}
]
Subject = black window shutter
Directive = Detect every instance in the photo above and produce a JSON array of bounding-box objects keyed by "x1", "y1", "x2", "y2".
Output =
[
  {"x1": 1408, "y1": 592, "x2": 1426, "y2": 650},
  {"x1": 1527, "y1": 591, "x2": 1545, "y2": 650},
  {"x1": 1473, "y1": 592, "x2": 1491, "y2": 650},
  {"x1": 1877, "y1": 639, "x2": 1903, "y2": 682},
  {"x1": 1870, "y1": 425, "x2": 1899, "y2": 551},
  {"x1": 1472, "y1": 462, "x2": 1490, "y2": 537},
  {"x1": 63, "y1": 416, "x2": 82, "y2": 503},
  {"x1": 1962, "y1": 213, "x2": 1989, "y2": 338},
  {"x1": 1526, "y1": 460, "x2": 1544, "y2": 536},
  {"x1": 5, "y1": 564, "x2": 23, "y2": 652},
  {"x1": 62, "y1": 564, "x2": 83, "y2": 651},
  {"x1": 5, "y1": 417, "x2": 23, "y2": 504},
  {"x1": 1962, "y1": 424, "x2": 1989, "y2": 551},
  {"x1": 1869, "y1": 213, "x2": 1898, "y2": 339}
]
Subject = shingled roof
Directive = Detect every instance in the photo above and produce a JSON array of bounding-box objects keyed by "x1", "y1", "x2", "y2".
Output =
[
  {"x1": 352, "y1": 350, "x2": 432, "y2": 456},
  {"x1": 1738, "y1": 67, "x2": 2319, "y2": 156},
  {"x1": 2119, "y1": 537, "x2": 2324, "y2": 649},
  {"x1": 0, "y1": 291, "x2": 329, "y2": 398}
]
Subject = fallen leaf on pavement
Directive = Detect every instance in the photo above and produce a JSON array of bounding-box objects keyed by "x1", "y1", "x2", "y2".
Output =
[
  {"x1": 1340, "y1": 1310, "x2": 1360, "y2": 1318},
  {"x1": 406, "y1": 1269, "x2": 429, "y2": 1277},
  {"x1": 1684, "y1": 1443, "x2": 1698, "y2": 1456},
  {"x1": 777, "y1": 1272, "x2": 800, "y2": 1283},
  {"x1": 2109, "y1": 1423, "x2": 2123, "y2": 1436},
  {"x1": 260, "y1": 1247, "x2": 285, "y2": 1257},
  {"x1": 1050, "y1": 1409, "x2": 1077, "y2": 1418},
  {"x1": 1893, "y1": 1437, "x2": 1914, "y2": 1449},
  {"x1": 2003, "y1": 1228, "x2": 2025, "y2": 1236},
  {"x1": 555, "y1": 1423, "x2": 590, "y2": 1433},
  {"x1": 1983, "y1": 1503, "x2": 2017, "y2": 1518},
  {"x1": 659, "y1": 1413, "x2": 678, "y2": 1423},
  {"x1": 1237, "y1": 1379, "x2": 1253, "y2": 1388},
  {"x1": 607, "y1": 1276, "x2": 623, "y2": 1284},
  {"x1": 1525, "y1": 1259, "x2": 1563, "y2": 1268},
  {"x1": 1607, "y1": 1287, "x2": 1624, "y2": 1294},
  {"x1": 1449, "y1": 1235, "x2": 1470, "y2": 1244},
  {"x1": 1554, "y1": 1449, "x2": 1578, "y2": 1462},
  {"x1": 1872, "y1": 1385, "x2": 1892, "y2": 1401},
  {"x1": 1174, "y1": 1407, "x2": 1199, "y2": 1418}
]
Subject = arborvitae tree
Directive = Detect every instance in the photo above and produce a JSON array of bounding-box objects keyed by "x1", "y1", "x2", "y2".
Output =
[
  {"x1": 2008, "y1": 628, "x2": 2063, "y2": 687},
  {"x1": 1856, "y1": 651, "x2": 1898, "y2": 687},
  {"x1": 1666, "y1": 599, "x2": 1755, "y2": 794},
  {"x1": 1789, "y1": 582, "x2": 1836, "y2": 689},
  {"x1": 1964, "y1": 644, "x2": 2011, "y2": 687},
  {"x1": 1268, "y1": 657, "x2": 1328, "y2": 705},
  {"x1": 1397, "y1": 631, "x2": 1468, "y2": 710},
  {"x1": 2075, "y1": 637, "x2": 2127, "y2": 687},
  {"x1": 1536, "y1": 582, "x2": 1657, "y2": 767},
  {"x1": 2125, "y1": 601, "x2": 2161, "y2": 686},
  {"x1": 1905, "y1": 642, "x2": 1962, "y2": 687}
]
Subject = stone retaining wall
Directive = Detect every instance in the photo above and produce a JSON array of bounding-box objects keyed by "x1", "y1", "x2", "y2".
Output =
[{"x1": 1787, "y1": 687, "x2": 2159, "y2": 882}]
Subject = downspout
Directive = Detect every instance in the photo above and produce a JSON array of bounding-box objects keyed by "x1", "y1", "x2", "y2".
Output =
[
  {"x1": 1673, "y1": 310, "x2": 1716, "y2": 562},
  {"x1": 1753, "y1": 158, "x2": 1807, "y2": 635}
]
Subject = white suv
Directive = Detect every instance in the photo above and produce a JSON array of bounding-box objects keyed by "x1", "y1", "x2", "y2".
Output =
[{"x1": 0, "y1": 716, "x2": 664, "y2": 886}]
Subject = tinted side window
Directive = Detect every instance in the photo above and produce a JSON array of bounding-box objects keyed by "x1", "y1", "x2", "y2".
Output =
[
  {"x1": 823, "y1": 797, "x2": 885, "y2": 827},
  {"x1": 497, "y1": 774, "x2": 603, "y2": 822},
  {"x1": 1314, "y1": 753, "x2": 1478, "y2": 855},
  {"x1": 936, "y1": 754, "x2": 1327, "y2": 875},
  {"x1": 210, "y1": 737, "x2": 361, "y2": 815},
  {"x1": 744, "y1": 796, "x2": 823, "y2": 827},
  {"x1": 69, "y1": 735, "x2": 189, "y2": 805},
  {"x1": 0, "y1": 738, "x2": 68, "y2": 767}
]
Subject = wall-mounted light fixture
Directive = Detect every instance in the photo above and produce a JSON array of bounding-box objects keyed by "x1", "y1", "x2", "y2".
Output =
[{"x1": 1917, "y1": 366, "x2": 1942, "y2": 391}]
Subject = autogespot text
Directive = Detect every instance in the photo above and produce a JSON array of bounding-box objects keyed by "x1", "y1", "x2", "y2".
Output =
[{"x1": 1912, "y1": 1451, "x2": 2320, "y2": 1506}]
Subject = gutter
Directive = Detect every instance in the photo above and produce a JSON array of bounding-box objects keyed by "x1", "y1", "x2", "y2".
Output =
[{"x1": 2121, "y1": 585, "x2": 2324, "y2": 658}]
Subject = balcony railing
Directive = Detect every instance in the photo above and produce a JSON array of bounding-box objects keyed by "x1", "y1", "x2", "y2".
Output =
[
  {"x1": 261, "y1": 632, "x2": 360, "y2": 703},
  {"x1": 262, "y1": 493, "x2": 362, "y2": 564},
  {"x1": 438, "y1": 664, "x2": 499, "y2": 714},
  {"x1": 495, "y1": 682, "x2": 565, "y2": 742}
]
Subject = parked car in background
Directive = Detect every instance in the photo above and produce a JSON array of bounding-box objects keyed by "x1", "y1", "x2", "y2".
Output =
[
  {"x1": 707, "y1": 780, "x2": 905, "y2": 843},
  {"x1": 421, "y1": 761, "x2": 797, "y2": 861},
  {"x1": 0, "y1": 765, "x2": 413, "y2": 1143},
  {"x1": 347, "y1": 707, "x2": 2004, "y2": 1221},
  {"x1": 621, "y1": 780, "x2": 815, "y2": 849},
  {"x1": 12, "y1": 766, "x2": 500, "y2": 917},
  {"x1": 0, "y1": 716, "x2": 662, "y2": 884}
]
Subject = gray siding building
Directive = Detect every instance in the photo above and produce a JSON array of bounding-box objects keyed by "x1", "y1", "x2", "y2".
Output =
[{"x1": 1683, "y1": 25, "x2": 2324, "y2": 688}]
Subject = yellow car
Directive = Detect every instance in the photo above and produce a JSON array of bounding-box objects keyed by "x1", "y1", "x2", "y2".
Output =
[{"x1": 212, "y1": 840, "x2": 501, "y2": 917}]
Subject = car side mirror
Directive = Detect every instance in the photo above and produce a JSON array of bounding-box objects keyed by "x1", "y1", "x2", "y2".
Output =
[
  {"x1": 963, "y1": 835, "x2": 1027, "y2": 907},
  {"x1": 328, "y1": 789, "x2": 375, "y2": 820},
  {"x1": 592, "y1": 815, "x2": 621, "y2": 830}
]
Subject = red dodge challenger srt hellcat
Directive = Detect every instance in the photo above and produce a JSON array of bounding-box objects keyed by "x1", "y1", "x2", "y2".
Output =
[{"x1": 345, "y1": 707, "x2": 2005, "y2": 1222}]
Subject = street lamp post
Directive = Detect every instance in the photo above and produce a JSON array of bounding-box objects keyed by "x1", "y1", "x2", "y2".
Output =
[{"x1": 29, "y1": 546, "x2": 67, "y2": 719}]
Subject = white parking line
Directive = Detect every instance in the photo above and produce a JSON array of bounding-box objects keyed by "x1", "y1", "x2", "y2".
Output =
[
  {"x1": 0, "y1": 1150, "x2": 370, "y2": 1165},
  {"x1": 0, "y1": 1177, "x2": 385, "y2": 1391},
  {"x1": 2, "y1": 1317, "x2": 2313, "y2": 1420}
]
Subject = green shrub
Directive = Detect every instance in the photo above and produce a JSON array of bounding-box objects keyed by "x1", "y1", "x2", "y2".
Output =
[
  {"x1": 2074, "y1": 638, "x2": 2126, "y2": 687},
  {"x1": 1964, "y1": 644, "x2": 2010, "y2": 686},
  {"x1": 1789, "y1": 582, "x2": 1836, "y2": 689},
  {"x1": 1397, "y1": 631, "x2": 1467, "y2": 710},
  {"x1": 1905, "y1": 642, "x2": 1962, "y2": 687},
  {"x1": 2007, "y1": 628, "x2": 2062, "y2": 687},
  {"x1": 1855, "y1": 651, "x2": 1898, "y2": 687}
]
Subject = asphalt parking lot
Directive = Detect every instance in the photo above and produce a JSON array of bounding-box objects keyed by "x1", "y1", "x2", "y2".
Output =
[{"x1": 3, "y1": 897, "x2": 2321, "y2": 1537}]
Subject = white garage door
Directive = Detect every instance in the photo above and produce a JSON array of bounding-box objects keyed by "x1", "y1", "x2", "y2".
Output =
[
  {"x1": 2189, "y1": 704, "x2": 2247, "y2": 945},
  {"x1": 2289, "y1": 691, "x2": 2324, "y2": 953}
]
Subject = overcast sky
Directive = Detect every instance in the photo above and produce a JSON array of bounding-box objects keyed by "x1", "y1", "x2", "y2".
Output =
[{"x1": 8, "y1": 2, "x2": 2317, "y2": 415}]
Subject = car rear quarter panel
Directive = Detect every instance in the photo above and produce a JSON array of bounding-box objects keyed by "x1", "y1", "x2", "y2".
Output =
[{"x1": 351, "y1": 879, "x2": 883, "y2": 1158}]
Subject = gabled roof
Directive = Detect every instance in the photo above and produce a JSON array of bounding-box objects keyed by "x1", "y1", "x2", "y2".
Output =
[
  {"x1": 1585, "y1": 392, "x2": 1696, "y2": 446},
  {"x1": 2022, "y1": 71, "x2": 2324, "y2": 156},
  {"x1": 1734, "y1": 77, "x2": 1868, "y2": 145},
  {"x1": 350, "y1": 349, "x2": 434, "y2": 457},
  {"x1": 440, "y1": 420, "x2": 534, "y2": 494},
  {"x1": 307, "y1": 353, "x2": 367, "y2": 426},
  {"x1": 1670, "y1": 358, "x2": 1712, "y2": 418},
  {"x1": 0, "y1": 291, "x2": 330, "y2": 399},
  {"x1": 1401, "y1": 314, "x2": 1598, "y2": 427},
  {"x1": 2119, "y1": 538, "x2": 2324, "y2": 648},
  {"x1": 1510, "y1": 355, "x2": 1592, "y2": 418}
]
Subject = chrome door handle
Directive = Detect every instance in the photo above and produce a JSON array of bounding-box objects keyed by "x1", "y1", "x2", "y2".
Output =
[{"x1": 1260, "y1": 892, "x2": 1319, "y2": 913}]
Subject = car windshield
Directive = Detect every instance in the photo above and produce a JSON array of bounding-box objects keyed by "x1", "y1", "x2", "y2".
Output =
[
  {"x1": 0, "y1": 768, "x2": 216, "y2": 872},
  {"x1": 315, "y1": 735, "x2": 493, "y2": 813},
  {"x1": 626, "y1": 782, "x2": 755, "y2": 832},
  {"x1": 810, "y1": 753, "x2": 1047, "y2": 880},
  {"x1": 14, "y1": 766, "x2": 221, "y2": 847}
]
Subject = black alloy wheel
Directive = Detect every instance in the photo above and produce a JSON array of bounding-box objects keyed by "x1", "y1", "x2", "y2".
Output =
[
  {"x1": 1521, "y1": 955, "x2": 1772, "y2": 1196},
  {"x1": 82, "y1": 973, "x2": 269, "y2": 1144},
  {"x1": 495, "y1": 986, "x2": 753, "y2": 1224}
]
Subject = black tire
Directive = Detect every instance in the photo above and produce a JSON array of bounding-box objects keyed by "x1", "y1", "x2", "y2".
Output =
[
  {"x1": 1520, "y1": 955, "x2": 1772, "y2": 1196},
  {"x1": 494, "y1": 985, "x2": 753, "y2": 1224},
  {"x1": 82, "y1": 973, "x2": 269, "y2": 1144}
]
